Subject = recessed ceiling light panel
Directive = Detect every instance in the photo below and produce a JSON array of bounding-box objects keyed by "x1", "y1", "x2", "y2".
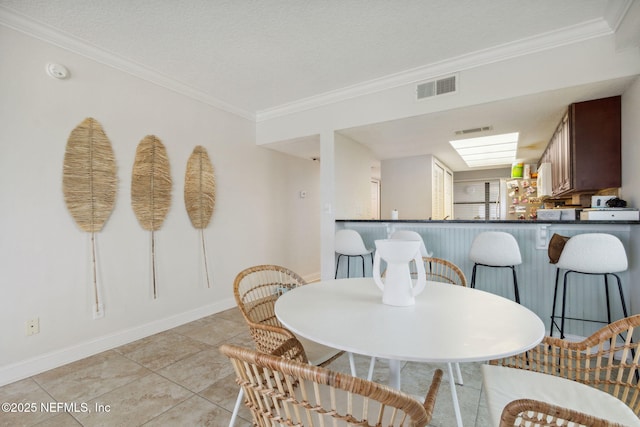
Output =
[{"x1": 450, "y1": 132, "x2": 519, "y2": 168}]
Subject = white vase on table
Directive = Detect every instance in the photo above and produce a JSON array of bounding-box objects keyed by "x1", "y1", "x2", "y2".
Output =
[{"x1": 372, "y1": 239, "x2": 426, "y2": 306}]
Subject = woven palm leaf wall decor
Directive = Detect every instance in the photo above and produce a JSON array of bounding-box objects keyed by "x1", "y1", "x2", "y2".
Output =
[
  {"x1": 131, "y1": 135, "x2": 172, "y2": 299},
  {"x1": 184, "y1": 145, "x2": 216, "y2": 287},
  {"x1": 62, "y1": 117, "x2": 117, "y2": 318}
]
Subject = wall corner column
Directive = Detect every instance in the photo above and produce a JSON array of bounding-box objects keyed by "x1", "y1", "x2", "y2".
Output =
[{"x1": 320, "y1": 130, "x2": 336, "y2": 280}]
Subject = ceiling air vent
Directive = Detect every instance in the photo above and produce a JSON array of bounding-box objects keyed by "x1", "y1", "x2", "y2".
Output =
[
  {"x1": 455, "y1": 126, "x2": 493, "y2": 135},
  {"x1": 416, "y1": 75, "x2": 457, "y2": 100}
]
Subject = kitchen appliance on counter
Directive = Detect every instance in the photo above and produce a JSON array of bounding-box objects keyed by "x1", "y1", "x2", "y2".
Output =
[
  {"x1": 591, "y1": 195, "x2": 616, "y2": 208},
  {"x1": 537, "y1": 208, "x2": 581, "y2": 221},
  {"x1": 580, "y1": 208, "x2": 639, "y2": 221},
  {"x1": 580, "y1": 195, "x2": 638, "y2": 221}
]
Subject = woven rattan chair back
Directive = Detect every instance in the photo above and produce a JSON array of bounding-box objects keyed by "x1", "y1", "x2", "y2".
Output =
[
  {"x1": 233, "y1": 264, "x2": 307, "y2": 355},
  {"x1": 424, "y1": 257, "x2": 467, "y2": 286},
  {"x1": 490, "y1": 314, "x2": 640, "y2": 416},
  {"x1": 499, "y1": 399, "x2": 625, "y2": 427},
  {"x1": 220, "y1": 343, "x2": 443, "y2": 427}
]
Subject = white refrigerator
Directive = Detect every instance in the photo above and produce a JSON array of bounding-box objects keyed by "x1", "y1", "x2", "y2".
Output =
[
  {"x1": 453, "y1": 178, "x2": 540, "y2": 220},
  {"x1": 502, "y1": 178, "x2": 540, "y2": 220}
]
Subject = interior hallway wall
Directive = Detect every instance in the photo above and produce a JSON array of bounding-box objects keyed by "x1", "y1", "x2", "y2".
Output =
[{"x1": 621, "y1": 76, "x2": 640, "y2": 314}]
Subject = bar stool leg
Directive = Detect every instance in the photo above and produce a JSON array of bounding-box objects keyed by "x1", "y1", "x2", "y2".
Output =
[
  {"x1": 334, "y1": 254, "x2": 342, "y2": 279},
  {"x1": 614, "y1": 273, "x2": 629, "y2": 317},
  {"x1": 470, "y1": 264, "x2": 478, "y2": 288},
  {"x1": 604, "y1": 274, "x2": 612, "y2": 325},
  {"x1": 560, "y1": 270, "x2": 571, "y2": 339},
  {"x1": 550, "y1": 268, "x2": 561, "y2": 337},
  {"x1": 510, "y1": 265, "x2": 520, "y2": 304}
]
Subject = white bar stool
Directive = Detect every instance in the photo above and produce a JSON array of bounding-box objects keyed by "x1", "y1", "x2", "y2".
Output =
[
  {"x1": 469, "y1": 231, "x2": 522, "y2": 303},
  {"x1": 334, "y1": 229, "x2": 374, "y2": 278},
  {"x1": 550, "y1": 233, "x2": 630, "y2": 338},
  {"x1": 389, "y1": 230, "x2": 433, "y2": 258}
]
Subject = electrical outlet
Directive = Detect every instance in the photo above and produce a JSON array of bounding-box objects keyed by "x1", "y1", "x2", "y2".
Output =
[{"x1": 26, "y1": 318, "x2": 39, "y2": 336}]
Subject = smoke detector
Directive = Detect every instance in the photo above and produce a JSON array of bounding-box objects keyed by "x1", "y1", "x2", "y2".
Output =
[{"x1": 46, "y1": 63, "x2": 70, "y2": 79}]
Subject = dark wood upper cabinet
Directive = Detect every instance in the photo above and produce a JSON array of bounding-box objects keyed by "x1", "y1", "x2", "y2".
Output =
[{"x1": 539, "y1": 96, "x2": 621, "y2": 197}]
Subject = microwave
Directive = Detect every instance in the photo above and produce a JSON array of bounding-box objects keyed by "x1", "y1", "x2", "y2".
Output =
[{"x1": 536, "y1": 163, "x2": 552, "y2": 197}]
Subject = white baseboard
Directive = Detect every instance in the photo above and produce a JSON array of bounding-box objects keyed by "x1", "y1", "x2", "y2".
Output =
[{"x1": 0, "y1": 298, "x2": 237, "y2": 387}]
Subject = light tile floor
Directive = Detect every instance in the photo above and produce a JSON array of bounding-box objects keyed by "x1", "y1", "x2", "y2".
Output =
[{"x1": 0, "y1": 308, "x2": 491, "y2": 426}]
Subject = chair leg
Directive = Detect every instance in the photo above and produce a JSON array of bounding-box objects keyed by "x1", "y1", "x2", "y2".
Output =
[
  {"x1": 550, "y1": 268, "x2": 561, "y2": 337},
  {"x1": 347, "y1": 255, "x2": 351, "y2": 278},
  {"x1": 229, "y1": 387, "x2": 244, "y2": 427},
  {"x1": 510, "y1": 265, "x2": 520, "y2": 304},
  {"x1": 604, "y1": 274, "x2": 612, "y2": 325},
  {"x1": 360, "y1": 255, "x2": 365, "y2": 277}
]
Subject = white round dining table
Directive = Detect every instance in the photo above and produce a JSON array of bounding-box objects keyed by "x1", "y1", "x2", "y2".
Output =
[{"x1": 275, "y1": 277, "x2": 545, "y2": 427}]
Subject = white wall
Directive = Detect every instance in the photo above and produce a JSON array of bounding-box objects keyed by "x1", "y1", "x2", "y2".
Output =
[
  {"x1": 454, "y1": 168, "x2": 512, "y2": 182},
  {"x1": 381, "y1": 155, "x2": 433, "y2": 219},
  {"x1": 256, "y1": 35, "x2": 640, "y2": 145},
  {"x1": 334, "y1": 134, "x2": 376, "y2": 219},
  {"x1": 0, "y1": 26, "x2": 320, "y2": 385},
  {"x1": 621, "y1": 76, "x2": 640, "y2": 314}
]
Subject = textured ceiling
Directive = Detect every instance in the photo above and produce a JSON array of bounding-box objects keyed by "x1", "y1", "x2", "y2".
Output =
[
  {"x1": 1, "y1": 0, "x2": 637, "y2": 170},
  {"x1": 0, "y1": 0, "x2": 614, "y2": 115}
]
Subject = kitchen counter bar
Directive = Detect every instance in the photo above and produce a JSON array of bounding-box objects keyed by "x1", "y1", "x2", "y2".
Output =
[
  {"x1": 337, "y1": 219, "x2": 640, "y2": 224},
  {"x1": 335, "y1": 219, "x2": 637, "y2": 337}
]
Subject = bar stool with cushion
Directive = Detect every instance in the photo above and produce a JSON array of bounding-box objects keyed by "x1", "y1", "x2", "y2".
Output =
[
  {"x1": 334, "y1": 229, "x2": 374, "y2": 278},
  {"x1": 469, "y1": 231, "x2": 522, "y2": 303},
  {"x1": 550, "y1": 233, "x2": 630, "y2": 339}
]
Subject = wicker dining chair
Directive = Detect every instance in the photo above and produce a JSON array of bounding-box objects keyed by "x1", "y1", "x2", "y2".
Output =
[
  {"x1": 231, "y1": 265, "x2": 347, "y2": 426},
  {"x1": 499, "y1": 399, "x2": 626, "y2": 427},
  {"x1": 487, "y1": 314, "x2": 640, "y2": 424},
  {"x1": 233, "y1": 264, "x2": 344, "y2": 365},
  {"x1": 220, "y1": 342, "x2": 443, "y2": 427},
  {"x1": 424, "y1": 257, "x2": 467, "y2": 286}
]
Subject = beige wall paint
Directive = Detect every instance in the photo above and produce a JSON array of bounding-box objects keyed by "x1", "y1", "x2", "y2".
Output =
[
  {"x1": 334, "y1": 134, "x2": 376, "y2": 219},
  {"x1": 381, "y1": 155, "x2": 433, "y2": 220},
  {"x1": 0, "y1": 26, "x2": 320, "y2": 384}
]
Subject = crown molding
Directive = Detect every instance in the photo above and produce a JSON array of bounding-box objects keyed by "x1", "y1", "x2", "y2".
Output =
[
  {"x1": 604, "y1": 0, "x2": 634, "y2": 31},
  {"x1": 0, "y1": 6, "x2": 256, "y2": 121},
  {"x1": 256, "y1": 18, "x2": 614, "y2": 122},
  {"x1": 1, "y1": 5, "x2": 622, "y2": 124}
]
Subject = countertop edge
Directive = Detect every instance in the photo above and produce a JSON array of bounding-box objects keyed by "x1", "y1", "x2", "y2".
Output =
[{"x1": 336, "y1": 219, "x2": 640, "y2": 225}]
